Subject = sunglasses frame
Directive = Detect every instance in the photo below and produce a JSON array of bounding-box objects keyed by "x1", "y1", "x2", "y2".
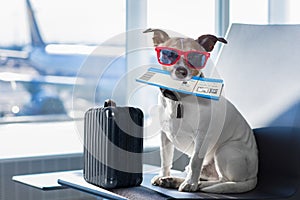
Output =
[{"x1": 155, "y1": 46, "x2": 210, "y2": 69}]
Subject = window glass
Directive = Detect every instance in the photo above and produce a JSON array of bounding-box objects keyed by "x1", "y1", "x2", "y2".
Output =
[
  {"x1": 230, "y1": 0, "x2": 269, "y2": 24},
  {"x1": 31, "y1": 0, "x2": 126, "y2": 44},
  {"x1": 0, "y1": 0, "x2": 126, "y2": 121},
  {"x1": 147, "y1": 0, "x2": 215, "y2": 38},
  {"x1": 0, "y1": 0, "x2": 29, "y2": 47},
  {"x1": 286, "y1": 0, "x2": 300, "y2": 23}
]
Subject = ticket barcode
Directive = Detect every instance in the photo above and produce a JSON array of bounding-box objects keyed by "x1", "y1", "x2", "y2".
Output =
[{"x1": 138, "y1": 71, "x2": 155, "y2": 82}]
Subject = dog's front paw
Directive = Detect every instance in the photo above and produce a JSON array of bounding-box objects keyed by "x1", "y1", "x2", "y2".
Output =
[
  {"x1": 151, "y1": 175, "x2": 162, "y2": 186},
  {"x1": 179, "y1": 179, "x2": 198, "y2": 192},
  {"x1": 159, "y1": 177, "x2": 183, "y2": 188},
  {"x1": 151, "y1": 176, "x2": 184, "y2": 189}
]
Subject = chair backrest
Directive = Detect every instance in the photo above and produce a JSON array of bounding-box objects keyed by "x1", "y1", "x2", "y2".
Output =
[
  {"x1": 216, "y1": 23, "x2": 300, "y2": 128},
  {"x1": 214, "y1": 23, "x2": 300, "y2": 200}
]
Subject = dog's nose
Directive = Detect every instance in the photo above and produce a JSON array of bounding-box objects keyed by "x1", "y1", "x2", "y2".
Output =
[{"x1": 175, "y1": 66, "x2": 188, "y2": 79}]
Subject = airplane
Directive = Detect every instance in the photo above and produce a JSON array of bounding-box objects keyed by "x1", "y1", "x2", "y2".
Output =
[{"x1": 0, "y1": 0, "x2": 126, "y2": 118}]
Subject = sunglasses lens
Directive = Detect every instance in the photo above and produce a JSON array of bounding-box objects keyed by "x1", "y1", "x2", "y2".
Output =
[
  {"x1": 158, "y1": 49, "x2": 179, "y2": 65},
  {"x1": 187, "y1": 52, "x2": 207, "y2": 68}
]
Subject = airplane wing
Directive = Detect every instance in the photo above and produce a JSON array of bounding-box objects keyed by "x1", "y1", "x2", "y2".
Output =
[{"x1": 0, "y1": 71, "x2": 85, "y2": 86}]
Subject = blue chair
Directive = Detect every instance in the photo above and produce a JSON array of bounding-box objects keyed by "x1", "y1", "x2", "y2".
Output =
[
  {"x1": 215, "y1": 24, "x2": 300, "y2": 199},
  {"x1": 251, "y1": 127, "x2": 300, "y2": 199}
]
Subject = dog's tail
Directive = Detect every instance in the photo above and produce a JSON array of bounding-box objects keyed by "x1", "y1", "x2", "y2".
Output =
[{"x1": 200, "y1": 177, "x2": 257, "y2": 194}]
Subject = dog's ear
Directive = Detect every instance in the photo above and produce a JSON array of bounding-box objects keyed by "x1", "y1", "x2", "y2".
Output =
[
  {"x1": 143, "y1": 28, "x2": 170, "y2": 46},
  {"x1": 196, "y1": 34, "x2": 227, "y2": 52}
]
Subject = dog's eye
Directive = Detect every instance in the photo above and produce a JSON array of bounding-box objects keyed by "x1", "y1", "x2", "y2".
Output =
[
  {"x1": 187, "y1": 52, "x2": 206, "y2": 67},
  {"x1": 160, "y1": 50, "x2": 178, "y2": 64}
]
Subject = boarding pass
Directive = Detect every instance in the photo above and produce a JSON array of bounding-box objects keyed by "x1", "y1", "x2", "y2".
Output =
[{"x1": 136, "y1": 67, "x2": 223, "y2": 100}]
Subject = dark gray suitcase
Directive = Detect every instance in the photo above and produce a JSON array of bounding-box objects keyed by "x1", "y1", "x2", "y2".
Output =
[{"x1": 83, "y1": 100, "x2": 144, "y2": 189}]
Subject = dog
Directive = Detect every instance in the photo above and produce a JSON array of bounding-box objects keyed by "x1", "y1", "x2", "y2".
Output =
[{"x1": 143, "y1": 28, "x2": 258, "y2": 193}]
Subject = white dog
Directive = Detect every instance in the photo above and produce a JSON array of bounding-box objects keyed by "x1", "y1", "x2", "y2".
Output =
[{"x1": 143, "y1": 28, "x2": 258, "y2": 193}]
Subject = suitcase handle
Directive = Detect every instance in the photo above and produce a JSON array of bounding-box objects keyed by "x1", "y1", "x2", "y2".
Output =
[{"x1": 104, "y1": 99, "x2": 116, "y2": 107}]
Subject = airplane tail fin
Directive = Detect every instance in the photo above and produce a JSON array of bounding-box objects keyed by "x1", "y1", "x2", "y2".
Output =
[
  {"x1": 200, "y1": 178, "x2": 257, "y2": 194},
  {"x1": 26, "y1": 0, "x2": 45, "y2": 47}
]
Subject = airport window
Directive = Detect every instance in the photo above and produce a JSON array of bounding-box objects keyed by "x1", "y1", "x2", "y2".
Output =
[
  {"x1": 1, "y1": 0, "x2": 300, "y2": 151},
  {"x1": 230, "y1": 0, "x2": 269, "y2": 24},
  {"x1": 0, "y1": 0, "x2": 126, "y2": 121},
  {"x1": 2, "y1": 0, "x2": 300, "y2": 119}
]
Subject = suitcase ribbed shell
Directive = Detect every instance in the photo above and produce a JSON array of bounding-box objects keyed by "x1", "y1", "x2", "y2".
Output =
[{"x1": 83, "y1": 102, "x2": 143, "y2": 189}]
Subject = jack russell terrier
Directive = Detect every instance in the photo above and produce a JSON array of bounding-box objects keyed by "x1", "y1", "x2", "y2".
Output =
[{"x1": 143, "y1": 28, "x2": 258, "y2": 193}]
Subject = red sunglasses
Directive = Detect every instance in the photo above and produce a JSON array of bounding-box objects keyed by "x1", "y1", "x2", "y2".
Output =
[{"x1": 155, "y1": 46, "x2": 210, "y2": 69}]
